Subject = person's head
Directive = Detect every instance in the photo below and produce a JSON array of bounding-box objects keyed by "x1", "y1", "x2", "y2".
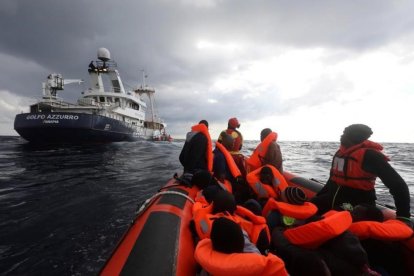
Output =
[
  {"x1": 259, "y1": 166, "x2": 274, "y2": 185},
  {"x1": 340, "y1": 124, "x2": 372, "y2": 147},
  {"x1": 228, "y1": 117, "x2": 240, "y2": 129},
  {"x1": 211, "y1": 217, "x2": 244, "y2": 254},
  {"x1": 260, "y1": 128, "x2": 272, "y2": 141},
  {"x1": 243, "y1": 199, "x2": 263, "y2": 216},
  {"x1": 351, "y1": 204, "x2": 384, "y2": 222},
  {"x1": 191, "y1": 170, "x2": 215, "y2": 190},
  {"x1": 202, "y1": 185, "x2": 221, "y2": 203},
  {"x1": 219, "y1": 133, "x2": 234, "y2": 151},
  {"x1": 280, "y1": 187, "x2": 307, "y2": 205},
  {"x1": 199, "y1": 120, "x2": 209, "y2": 128},
  {"x1": 212, "y1": 190, "x2": 237, "y2": 215}
]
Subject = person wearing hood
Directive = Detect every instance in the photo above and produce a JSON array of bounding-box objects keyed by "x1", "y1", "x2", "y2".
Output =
[
  {"x1": 311, "y1": 124, "x2": 411, "y2": 226},
  {"x1": 179, "y1": 120, "x2": 213, "y2": 174}
]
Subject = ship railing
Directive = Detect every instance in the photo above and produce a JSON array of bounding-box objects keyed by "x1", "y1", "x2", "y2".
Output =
[
  {"x1": 40, "y1": 98, "x2": 76, "y2": 108},
  {"x1": 42, "y1": 98, "x2": 106, "y2": 111},
  {"x1": 95, "y1": 60, "x2": 117, "y2": 70}
]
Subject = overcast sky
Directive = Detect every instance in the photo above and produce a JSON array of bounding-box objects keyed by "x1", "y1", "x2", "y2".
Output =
[{"x1": 1, "y1": 0, "x2": 414, "y2": 142}]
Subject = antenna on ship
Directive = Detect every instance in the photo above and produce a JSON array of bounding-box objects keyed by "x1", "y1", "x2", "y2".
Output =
[{"x1": 141, "y1": 69, "x2": 147, "y2": 88}]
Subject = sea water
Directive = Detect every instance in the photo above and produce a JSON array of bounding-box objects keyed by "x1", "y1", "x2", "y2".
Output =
[{"x1": 0, "y1": 137, "x2": 413, "y2": 275}]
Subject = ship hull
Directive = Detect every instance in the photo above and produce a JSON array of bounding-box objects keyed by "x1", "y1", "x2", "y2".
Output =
[{"x1": 14, "y1": 112, "x2": 146, "y2": 143}]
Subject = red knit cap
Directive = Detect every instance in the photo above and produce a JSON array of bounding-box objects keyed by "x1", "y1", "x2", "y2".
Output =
[{"x1": 228, "y1": 117, "x2": 240, "y2": 128}]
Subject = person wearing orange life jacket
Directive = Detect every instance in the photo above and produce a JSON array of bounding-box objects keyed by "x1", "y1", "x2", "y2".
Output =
[
  {"x1": 218, "y1": 117, "x2": 243, "y2": 154},
  {"x1": 246, "y1": 128, "x2": 283, "y2": 173},
  {"x1": 190, "y1": 170, "x2": 226, "y2": 206},
  {"x1": 349, "y1": 204, "x2": 413, "y2": 241},
  {"x1": 195, "y1": 217, "x2": 288, "y2": 276},
  {"x1": 179, "y1": 120, "x2": 213, "y2": 175},
  {"x1": 213, "y1": 133, "x2": 241, "y2": 190},
  {"x1": 241, "y1": 165, "x2": 288, "y2": 217},
  {"x1": 263, "y1": 186, "x2": 318, "y2": 231},
  {"x1": 213, "y1": 133, "x2": 252, "y2": 203},
  {"x1": 270, "y1": 229, "x2": 332, "y2": 276},
  {"x1": 218, "y1": 117, "x2": 247, "y2": 177},
  {"x1": 275, "y1": 210, "x2": 382, "y2": 275},
  {"x1": 311, "y1": 124, "x2": 411, "y2": 227},
  {"x1": 247, "y1": 165, "x2": 288, "y2": 203},
  {"x1": 268, "y1": 200, "x2": 378, "y2": 275},
  {"x1": 192, "y1": 190, "x2": 271, "y2": 254},
  {"x1": 349, "y1": 204, "x2": 413, "y2": 276}
]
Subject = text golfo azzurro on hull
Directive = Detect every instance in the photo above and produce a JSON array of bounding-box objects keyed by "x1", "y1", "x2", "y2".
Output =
[
  {"x1": 26, "y1": 114, "x2": 80, "y2": 124},
  {"x1": 26, "y1": 114, "x2": 80, "y2": 120}
]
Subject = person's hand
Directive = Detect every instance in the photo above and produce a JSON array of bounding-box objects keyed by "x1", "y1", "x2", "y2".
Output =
[{"x1": 396, "y1": 216, "x2": 413, "y2": 229}]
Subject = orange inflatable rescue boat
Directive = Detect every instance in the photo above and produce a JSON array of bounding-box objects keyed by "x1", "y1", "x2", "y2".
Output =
[
  {"x1": 100, "y1": 171, "x2": 414, "y2": 275},
  {"x1": 100, "y1": 179, "x2": 198, "y2": 275}
]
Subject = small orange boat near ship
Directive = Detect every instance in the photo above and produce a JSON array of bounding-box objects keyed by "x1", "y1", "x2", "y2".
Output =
[{"x1": 100, "y1": 171, "x2": 414, "y2": 275}]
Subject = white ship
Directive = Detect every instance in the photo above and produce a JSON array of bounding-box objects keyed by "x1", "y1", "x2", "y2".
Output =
[{"x1": 14, "y1": 48, "x2": 170, "y2": 143}]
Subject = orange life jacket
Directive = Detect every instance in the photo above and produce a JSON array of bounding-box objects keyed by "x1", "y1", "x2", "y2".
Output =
[
  {"x1": 262, "y1": 197, "x2": 318, "y2": 219},
  {"x1": 191, "y1": 123, "x2": 213, "y2": 172},
  {"x1": 194, "y1": 191, "x2": 210, "y2": 205},
  {"x1": 192, "y1": 202, "x2": 270, "y2": 244},
  {"x1": 231, "y1": 153, "x2": 247, "y2": 178},
  {"x1": 349, "y1": 219, "x2": 413, "y2": 241},
  {"x1": 194, "y1": 239, "x2": 288, "y2": 276},
  {"x1": 246, "y1": 165, "x2": 287, "y2": 200},
  {"x1": 330, "y1": 140, "x2": 387, "y2": 191},
  {"x1": 215, "y1": 142, "x2": 242, "y2": 179},
  {"x1": 283, "y1": 211, "x2": 352, "y2": 249},
  {"x1": 246, "y1": 132, "x2": 278, "y2": 171},
  {"x1": 234, "y1": 206, "x2": 270, "y2": 245}
]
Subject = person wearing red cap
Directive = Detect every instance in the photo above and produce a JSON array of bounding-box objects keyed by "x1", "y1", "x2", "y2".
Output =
[
  {"x1": 218, "y1": 117, "x2": 243, "y2": 153},
  {"x1": 218, "y1": 117, "x2": 246, "y2": 177},
  {"x1": 311, "y1": 124, "x2": 411, "y2": 227}
]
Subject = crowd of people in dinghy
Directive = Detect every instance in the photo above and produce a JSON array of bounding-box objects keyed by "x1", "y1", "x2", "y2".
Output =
[{"x1": 178, "y1": 118, "x2": 413, "y2": 276}]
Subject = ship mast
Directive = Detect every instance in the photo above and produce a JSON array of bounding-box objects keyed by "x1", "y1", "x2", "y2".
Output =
[
  {"x1": 134, "y1": 70, "x2": 158, "y2": 127},
  {"x1": 142, "y1": 70, "x2": 155, "y2": 124}
]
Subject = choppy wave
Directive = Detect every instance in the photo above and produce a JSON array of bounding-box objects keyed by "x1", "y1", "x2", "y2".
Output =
[{"x1": 0, "y1": 137, "x2": 413, "y2": 275}]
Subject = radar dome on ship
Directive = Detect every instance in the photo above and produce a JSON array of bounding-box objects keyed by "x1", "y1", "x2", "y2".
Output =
[{"x1": 97, "y1": 48, "x2": 111, "y2": 61}]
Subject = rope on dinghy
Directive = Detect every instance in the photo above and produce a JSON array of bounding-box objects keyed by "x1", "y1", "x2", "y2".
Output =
[{"x1": 135, "y1": 190, "x2": 195, "y2": 218}]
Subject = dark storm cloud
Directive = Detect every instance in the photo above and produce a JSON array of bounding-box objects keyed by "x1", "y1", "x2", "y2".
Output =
[
  {"x1": 3, "y1": 0, "x2": 413, "y2": 80},
  {"x1": 1, "y1": 0, "x2": 414, "y2": 136}
]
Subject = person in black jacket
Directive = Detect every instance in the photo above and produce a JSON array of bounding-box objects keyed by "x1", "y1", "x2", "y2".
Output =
[
  {"x1": 311, "y1": 124, "x2": 411, "y2": 225},
  {"x1": 179, "y1": 120, "x2": 210, "y2": 174}
]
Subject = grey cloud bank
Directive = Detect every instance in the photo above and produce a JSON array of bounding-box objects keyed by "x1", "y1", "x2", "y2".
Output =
[{"x1": 1, "y1": 0, "x2": 414, "y2": 142}]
